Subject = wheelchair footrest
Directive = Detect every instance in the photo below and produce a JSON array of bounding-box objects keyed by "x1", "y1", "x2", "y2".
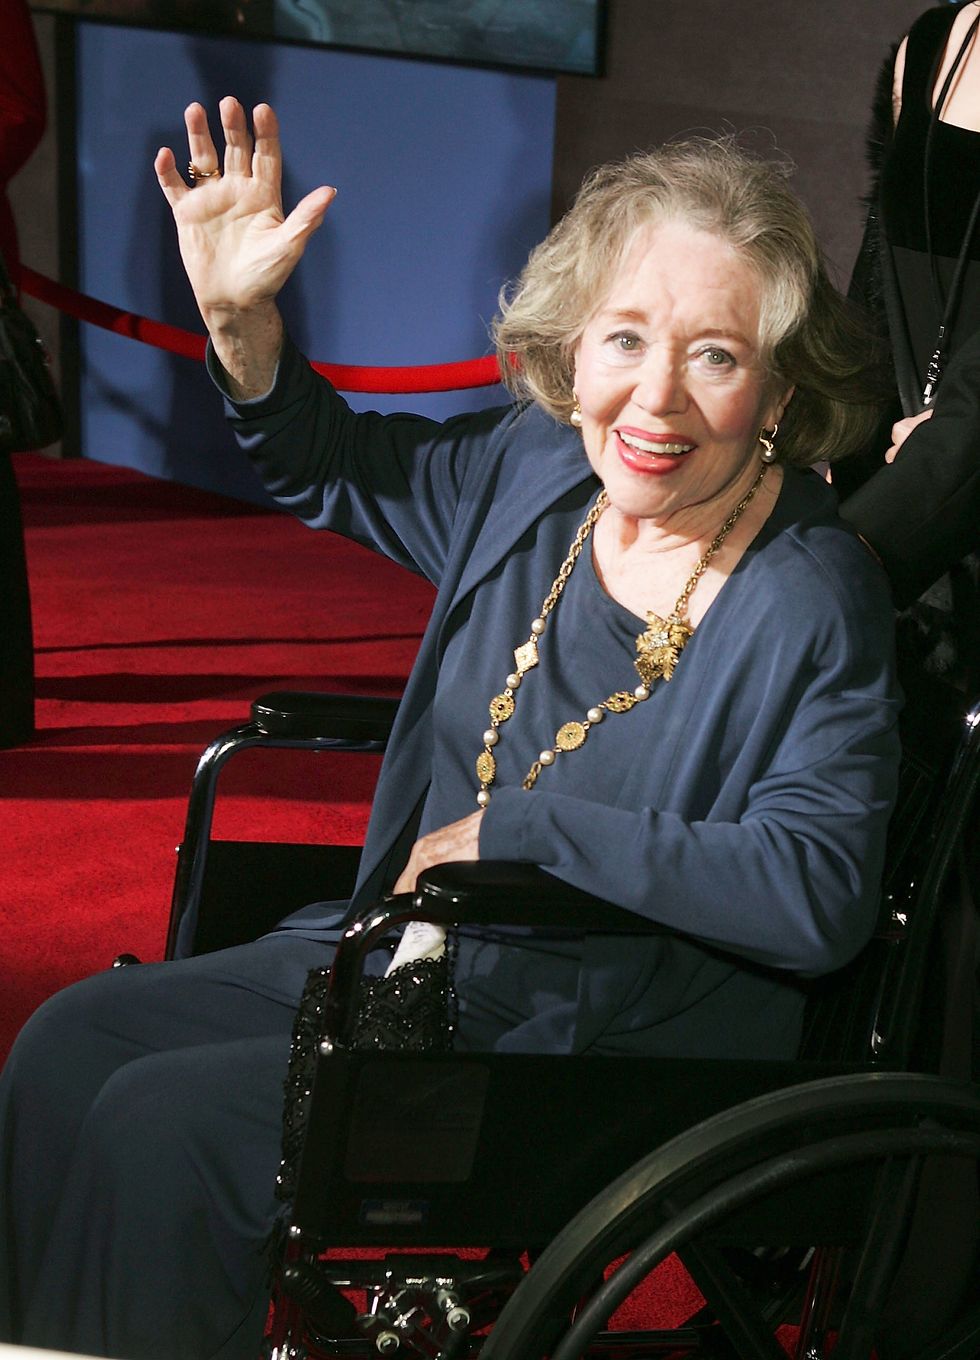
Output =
[{"x1": 276, "y1": 1252, "x2": 525, "y2": 1357}]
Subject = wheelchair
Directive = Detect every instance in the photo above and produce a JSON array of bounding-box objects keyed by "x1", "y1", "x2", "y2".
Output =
[{"x1": 159, "y1": 669, "x2": 980, "y2": 1360}]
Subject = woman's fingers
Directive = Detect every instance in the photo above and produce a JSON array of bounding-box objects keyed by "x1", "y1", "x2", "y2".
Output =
[
  {"x1": 251, "y1": 102, "x2": 282, "y2": 186},
  {"x1": 886, "y1": 408, "x2": 933, "y2": 463},
  {"x1": 155, "y1": 97, "x2": 334, "y2": 318},
  {"x1": 153, "y1": 144, "x2": 188, "y2": 208},
  {"x1": 219, "y1": 95, "x2": 253, "y2": 177},
  {"x1": 176, "y1": 99, "x2": 288, "y2": 189},
  {"x1": 391, "y1": 812, "x2": 483, "y2": 895},
  {"x1": 184, "y1": 101, "x2": 221, "y2": 179},
  {"x1": 283, "y1": 185, "x2": 337, "y2": 244}
]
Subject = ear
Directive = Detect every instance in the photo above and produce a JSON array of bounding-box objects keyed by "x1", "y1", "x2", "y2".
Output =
[
  {"x1": 571, "y1": 343, "x2": 582, "y2": 388},
  {"x1": 766, "y1": 385, "x2": 795, "y2": 429}
]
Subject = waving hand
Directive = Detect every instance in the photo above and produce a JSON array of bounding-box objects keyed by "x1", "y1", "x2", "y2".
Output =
[{"x1": 155, "y1": 98, "x2": 336, "y2": 396}]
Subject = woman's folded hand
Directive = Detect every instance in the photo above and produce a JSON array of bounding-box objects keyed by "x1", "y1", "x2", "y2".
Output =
[
  {"x1": 392, "y1": 810, "x2": 484, "y2": 896},
  {"x1": 885, "y1": 407, "x2": 933, "y2": 463}
]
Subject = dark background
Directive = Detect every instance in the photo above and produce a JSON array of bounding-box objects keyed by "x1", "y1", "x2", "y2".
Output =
[{"x1": 551, "y1": 0, "x2": 930, "y2": 282}]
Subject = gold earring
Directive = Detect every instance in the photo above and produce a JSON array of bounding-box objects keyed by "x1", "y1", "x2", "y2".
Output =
[
  {"x1": 570, "y1": 399, "x2": 583, "y2": 428},
  {"x1": 758, "y1": 423, "x2": 779, "y2": 463}
]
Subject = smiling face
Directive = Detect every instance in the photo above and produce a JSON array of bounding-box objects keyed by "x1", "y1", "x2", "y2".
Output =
[{"x1": 573, "y1": 218, "x2": 792, "y2": 530}]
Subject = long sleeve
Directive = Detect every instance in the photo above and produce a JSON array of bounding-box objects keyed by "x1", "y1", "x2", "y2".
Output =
[
  {"x1": 839, "y1": 327, "x2": 980, "y2": 606},
  {"x1": 213, "y1": 336, "x2": 514, "y2": 587}
]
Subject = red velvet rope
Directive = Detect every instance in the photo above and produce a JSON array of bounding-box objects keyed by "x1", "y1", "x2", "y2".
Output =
[{"x1": 17, "y1": 266, "x2": 503, "y2": 394}]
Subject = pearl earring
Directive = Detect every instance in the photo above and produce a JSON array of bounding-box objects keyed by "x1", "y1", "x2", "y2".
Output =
[
  {"x1": 758, "y1": 423, "x2": 779, "y2": 464},
  {"x1": 570, "y1": 399, "x2": 583, "y2": 428}
]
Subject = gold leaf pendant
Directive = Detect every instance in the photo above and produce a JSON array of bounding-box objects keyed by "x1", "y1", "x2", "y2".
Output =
[{"x1": 635, "y1": 612, "x2": 693, "y2": 685}]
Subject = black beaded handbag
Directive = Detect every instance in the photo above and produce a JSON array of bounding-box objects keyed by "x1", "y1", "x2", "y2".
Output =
[
  {"x1": 0, "y1": 249, "x2": 62, "y2": 455},
  {"x1": 277, "y1": 952, "x2": 455, "y2": 1202}
]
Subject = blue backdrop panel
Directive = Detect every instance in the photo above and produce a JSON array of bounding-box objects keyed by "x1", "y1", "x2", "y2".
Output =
[{"x1": 75, "y1": 24, "x2": 556, "y2": 504}]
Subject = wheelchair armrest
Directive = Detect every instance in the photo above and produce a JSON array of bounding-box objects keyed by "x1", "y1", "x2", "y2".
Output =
[
  {"x1": 323, "y1": 861, "x2": 666, "y2": 1045},
  {"x1": 415, "y1": 860, "x2": 667, "y2": 934},
  {"x1": 250, "y1": 691, "x2": 400, "y2": 742}
]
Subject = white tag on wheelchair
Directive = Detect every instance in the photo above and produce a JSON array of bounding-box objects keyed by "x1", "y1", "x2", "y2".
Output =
[{"x1": 384, "y1": 920, "x2": 447, "y2": 975}]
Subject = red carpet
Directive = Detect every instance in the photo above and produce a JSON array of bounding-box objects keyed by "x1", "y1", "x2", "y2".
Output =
[{"x1": 1, "y1": 451, "x2": 434, "y2": 1059}]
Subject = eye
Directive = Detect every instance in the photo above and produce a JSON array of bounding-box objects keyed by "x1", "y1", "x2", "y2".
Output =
[
  {"x1": 608, "y1": 330, "x2": 643, "y2": 353},
  {"x1": 698, "y1": 345, "x2": 736, "y2": 368}
]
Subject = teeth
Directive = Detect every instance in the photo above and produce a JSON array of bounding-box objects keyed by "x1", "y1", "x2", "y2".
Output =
[{"x1": 620, "y1": 433, "x2": 694, "y2": 455}]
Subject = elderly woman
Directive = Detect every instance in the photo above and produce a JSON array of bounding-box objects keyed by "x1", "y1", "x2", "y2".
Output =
[{"x1": 0, "y1": 102, "x2": 899, "y2": 1360}]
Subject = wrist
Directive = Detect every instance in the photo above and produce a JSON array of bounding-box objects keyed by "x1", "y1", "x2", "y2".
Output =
[
  {"x1": 200, "y1": 297, "x2": 282, "y2": 343},
  {"x1": 202, "y1": 302, "x2": 284, "y2": 401}
]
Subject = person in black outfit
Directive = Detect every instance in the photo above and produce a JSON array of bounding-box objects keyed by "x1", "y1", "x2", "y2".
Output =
[
  {"x1": 837, "y1": 6, "x2": 980, "y2": 1348},
  {"x1": 840, "y1": 0, "x2": 980, "y2": 692}
]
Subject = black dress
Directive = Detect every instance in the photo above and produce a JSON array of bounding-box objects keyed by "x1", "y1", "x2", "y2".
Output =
[
  {"x1": 841, "y1": 1, "x2": 980, "y2": 692},
  {"x1": 840, "y1": 12, "x2": 980, "y2": 1346}
]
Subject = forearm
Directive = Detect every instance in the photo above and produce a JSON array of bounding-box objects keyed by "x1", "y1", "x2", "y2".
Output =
[
  {"x1": 202, "y1": 299, "x2": 285, "y2": 400},
  {"x1": 478, "y1": 669, "x2": 900, "y2": 977},
  {"x1": 480, "y1": 788, "x2": 890, "y2": 976}
]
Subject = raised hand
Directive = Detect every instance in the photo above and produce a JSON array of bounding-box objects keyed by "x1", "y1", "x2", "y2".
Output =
[{"x1": 155, "y1": 98, "x2": 336, "y2": 395}]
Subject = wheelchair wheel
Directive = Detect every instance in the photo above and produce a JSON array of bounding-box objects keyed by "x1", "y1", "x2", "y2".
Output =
[{"x1": 480, "y1": 1073, "x2": 980, "y2": 1360}]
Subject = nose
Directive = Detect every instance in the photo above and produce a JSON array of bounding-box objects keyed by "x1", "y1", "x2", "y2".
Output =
[{"x1": 632, "y1": 349, "x2": 688, "y2": 415}]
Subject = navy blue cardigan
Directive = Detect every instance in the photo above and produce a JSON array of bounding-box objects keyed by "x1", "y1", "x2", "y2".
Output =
[{"x1": 216, "y1": 339, "x2": 901, "y2": 1056}]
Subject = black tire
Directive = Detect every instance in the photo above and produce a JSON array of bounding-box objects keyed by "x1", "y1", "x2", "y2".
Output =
[{"x1": 480, "y1": 1073, "x2": 980, "y2": 1360}]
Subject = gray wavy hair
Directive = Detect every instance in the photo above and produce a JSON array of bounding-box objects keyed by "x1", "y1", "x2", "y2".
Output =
[{"x1": 492, "y1": 137, "x2": 884, "y2": 467}]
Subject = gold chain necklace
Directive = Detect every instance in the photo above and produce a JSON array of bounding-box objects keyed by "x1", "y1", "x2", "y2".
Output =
[{"x1": 474, "y1": 468, "x2": 767, "y2": 808}]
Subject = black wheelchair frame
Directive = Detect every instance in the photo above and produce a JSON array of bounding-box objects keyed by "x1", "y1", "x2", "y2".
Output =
[{"x1": 162, "y1": 675, "x2": 980, "y2": 1360}]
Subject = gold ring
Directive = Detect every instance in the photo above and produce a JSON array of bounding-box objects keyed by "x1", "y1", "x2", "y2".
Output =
[{"x1": 188, "y1": 161, "x2": 221, "y2": 182}]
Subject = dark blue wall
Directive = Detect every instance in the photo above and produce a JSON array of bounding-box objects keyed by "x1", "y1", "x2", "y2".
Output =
[{"x1": 75, "y1": 24, "x2": 556, "y2": 504}]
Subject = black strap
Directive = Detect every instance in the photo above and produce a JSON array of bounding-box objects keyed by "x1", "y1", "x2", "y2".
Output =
[{"x1": 921, "y1": 7, "x2": 980, "y2": 404}]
